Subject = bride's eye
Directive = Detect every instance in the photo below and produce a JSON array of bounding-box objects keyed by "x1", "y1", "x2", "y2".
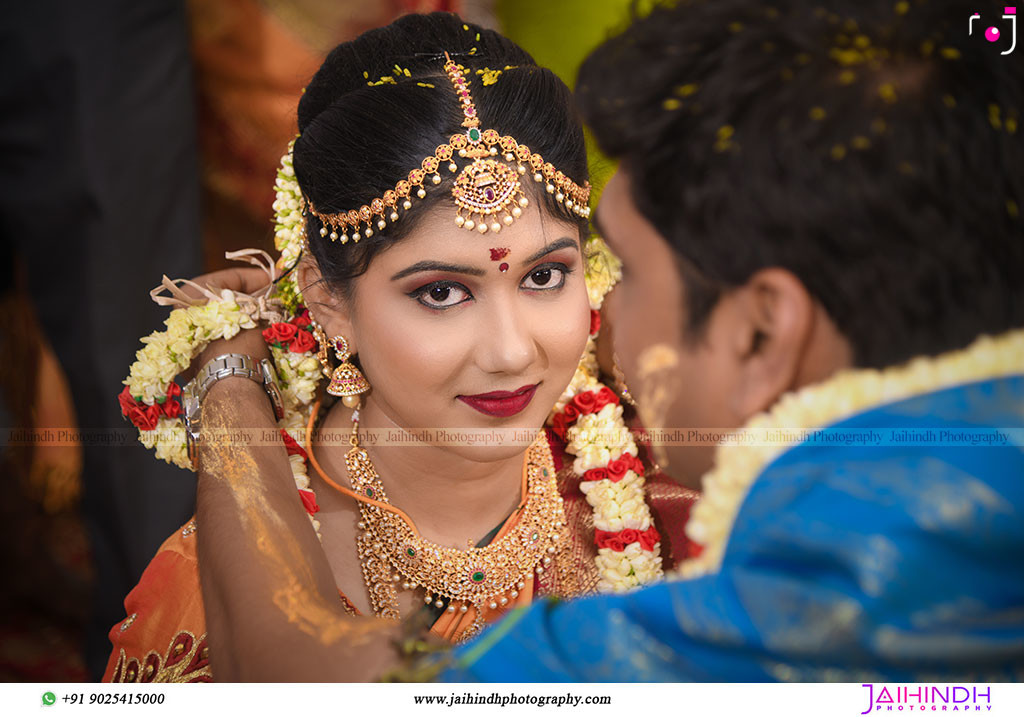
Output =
[
  {"x1": 522, "y1": 263, "x2": 570, "y2": 291},
  {"x1": 411, "y1": 281, "x2": 473, "y2": 309}
]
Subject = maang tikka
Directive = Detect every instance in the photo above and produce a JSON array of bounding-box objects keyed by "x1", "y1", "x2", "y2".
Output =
[
  {"x1": 307, "y1": 52, "x2": 591, "y2": 243},
  {"x1": 312, "y1": 321, "x2": 369, "y2": 408}
]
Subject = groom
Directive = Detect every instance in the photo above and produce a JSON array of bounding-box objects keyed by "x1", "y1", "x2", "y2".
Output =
[{"x1": 194, "y1": 0, "x2": 1024, "y2": 680}]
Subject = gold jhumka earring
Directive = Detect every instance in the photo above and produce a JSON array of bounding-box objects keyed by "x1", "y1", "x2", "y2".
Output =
[{"x1": 312, "y1": 321, "x2": 369, "y2": 408}]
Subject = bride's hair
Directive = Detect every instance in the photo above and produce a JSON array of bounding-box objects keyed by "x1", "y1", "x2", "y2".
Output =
[{"x1": 294, "y1": 12, "x2": 589, "y2": 299}]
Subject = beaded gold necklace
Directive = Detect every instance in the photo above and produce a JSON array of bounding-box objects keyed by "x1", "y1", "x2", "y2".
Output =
[{"x1": 305, "y1": 402, "x2": 566, "y2": 640}]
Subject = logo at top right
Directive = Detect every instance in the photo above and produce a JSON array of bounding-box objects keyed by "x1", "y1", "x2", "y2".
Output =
[{"x1": 970, "y1": 7, "x2": 1017, "y2": 55}]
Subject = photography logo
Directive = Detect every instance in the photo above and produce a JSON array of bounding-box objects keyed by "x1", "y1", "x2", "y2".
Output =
[
  {"x1": 860, "y1": 684, "x2": 993, "y2": 713},
  {"x1": 970, "y1": 7, "x2": 1017, "y2": 55}
]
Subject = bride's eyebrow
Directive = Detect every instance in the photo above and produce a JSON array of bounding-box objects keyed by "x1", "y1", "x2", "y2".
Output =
[
  {"x1": 520, "y1": 237, "x2": 579, "y2": 265},
  {"x1": 390, "y1": 261, "x2": 487, "y2": 281}
]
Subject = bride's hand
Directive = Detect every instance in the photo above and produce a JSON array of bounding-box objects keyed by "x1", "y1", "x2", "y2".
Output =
[
  {"x1": 180, "y1": 266, "x2": 275, "y2": 380},
  {"x1": 185, "y1": 265, "x2": 276, "y2": 298}
]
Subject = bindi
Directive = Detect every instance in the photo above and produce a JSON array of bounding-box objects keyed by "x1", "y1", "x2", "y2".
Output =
[{"x1": 489, "y1": 247, "x2": 511, "y2": 272}]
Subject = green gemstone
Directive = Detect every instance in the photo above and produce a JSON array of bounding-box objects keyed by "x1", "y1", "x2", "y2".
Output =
[
  {"x1": 542, "y1": 469, "x2": 548, "y2": 476},
  {"x1": 468, "y1": 128, "x2": 481, "y2": 142},
  {"x1": 471, "y1": 571, "x2": 485, "y2": 583},
  {"x1": 365, "y1": 487, "x2": 374, "y2": 498},
  {"x1": 406, "y1": 547, "x2": 416, "y2": 557}
]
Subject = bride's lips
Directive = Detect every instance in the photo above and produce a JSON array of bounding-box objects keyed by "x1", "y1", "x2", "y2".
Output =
[{"x1": 457, "y1": 384, "x2": 539, "y2": 418}]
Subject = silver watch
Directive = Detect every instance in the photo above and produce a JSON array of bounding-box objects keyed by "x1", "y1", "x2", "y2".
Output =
[{"x1": 182, "y1": 353, "x2": 285, "y2": 470}]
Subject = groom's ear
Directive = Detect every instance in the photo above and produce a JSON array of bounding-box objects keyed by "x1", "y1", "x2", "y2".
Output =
[
  {"x1": 295, "y1": 258, "x2": 357, "y2": 348},
  {"x1": 727, "y1": 268, "x2": 815, "y2": 419}
]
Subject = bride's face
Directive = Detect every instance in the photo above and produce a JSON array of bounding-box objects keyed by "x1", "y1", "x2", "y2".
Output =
[{"x1": 313, "y1": 203, "x2": 590, "y2": 460}]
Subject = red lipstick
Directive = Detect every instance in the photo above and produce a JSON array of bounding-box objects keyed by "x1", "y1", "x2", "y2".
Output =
[{"x1": 458, "y1": 384, "x2": 539, "y2": 418}]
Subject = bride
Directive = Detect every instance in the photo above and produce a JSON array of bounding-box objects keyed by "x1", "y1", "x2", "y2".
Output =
[{"x1": 105, "y1": 13, "x2": 696, "y2": 682}]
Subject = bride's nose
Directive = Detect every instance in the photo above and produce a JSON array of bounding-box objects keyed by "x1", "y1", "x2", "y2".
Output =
[{"x1": 474, "y1": 300, "x2": 539, "y2": 375}]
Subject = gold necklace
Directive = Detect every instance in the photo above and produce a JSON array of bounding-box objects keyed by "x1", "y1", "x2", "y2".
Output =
[{"x1": 307, "y1": 403, "x2": 567, "y2": 640}]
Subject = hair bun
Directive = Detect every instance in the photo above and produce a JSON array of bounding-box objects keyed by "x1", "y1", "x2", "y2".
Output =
[{"x1": 298, "y1": 12, "x2": 534, "y2": 133}]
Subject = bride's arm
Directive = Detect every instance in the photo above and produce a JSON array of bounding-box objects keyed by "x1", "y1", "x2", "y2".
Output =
[
  {"x1": 185, "y1": 270, "x2": 399, "y2": 680},
  {"x1": 198, "y1": 375, "x2": 398, "y2": 681}
]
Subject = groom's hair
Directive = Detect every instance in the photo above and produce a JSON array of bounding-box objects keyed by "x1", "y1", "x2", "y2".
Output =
[{"x1": 578, "y1": 0, "x2": 1024, "y2": 369}]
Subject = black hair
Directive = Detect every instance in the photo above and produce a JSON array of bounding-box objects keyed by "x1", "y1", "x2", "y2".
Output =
[
  {"x1": 294, "y1": 12, "x2": 589, "y2": 300},
  {"x1": 577, "y1": 0, "x2": 1024, "y2": 369}
]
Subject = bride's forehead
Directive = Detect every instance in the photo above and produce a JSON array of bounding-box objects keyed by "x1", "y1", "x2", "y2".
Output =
[{"x1": 380, "y1": 206, "x2": 578, "y2": 262}]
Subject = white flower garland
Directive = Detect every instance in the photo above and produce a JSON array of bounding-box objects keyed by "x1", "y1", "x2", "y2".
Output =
[
  {"x1": 547, "y1": 242, "x2": 664, "y2": 593},
  {"x1": 123, "y1": 143, "x2": 663, "y2": 590},
  {"x1": 121, "y1": 295, "x2": 323, "y2": 536}
]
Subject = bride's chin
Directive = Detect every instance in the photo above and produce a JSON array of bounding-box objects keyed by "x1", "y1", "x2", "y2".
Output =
[{"x1": 440, "y1": 439, "x2": 539, "y2": 464}]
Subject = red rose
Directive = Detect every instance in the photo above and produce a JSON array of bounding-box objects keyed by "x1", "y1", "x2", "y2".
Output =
[
  {"x1": 571, "y1": 391, "x2": 598, "y2": 415},
  {"x1": 583, "y1": 467, "x2": 610, "y2": 483},
  {"x1": 262, "y1": 322, "x2": 298, "y2": 346},
  {"x1": 289, "y1": 328, "x2": 317, "y2": 354},
  {"x1": 293, "y1": 309, "x2": 311, "y2": 327},
  {"x1": 162, "y1": 398, "x2": 181, "y2": 419},
  {"x1": 627, "y1": 454, "x2": 645, "y2": 477},
  {"x1": 595, "y1": 530, "x2": 628, "y2": 552},
  {"x1": 606, "y1": 457, "x2": 630, "y2": 482},
  {"x1": 280, "y1": 429, "x2": 308, "y2": 461},
  {"x1": 562, "y1": 403, "x2": 580, "y2": 422},
  {"x1": 594, "y1": 386, "x2": 620, "y2": 411},
  {"x1": 118, "y1": 386, "x2": 137, "y2": 416},
  {"x1": 620, "y1": 528, "x2": 641, "y2": 545},
  {"x1": 550, "y1": 414, "x2": 570, "y2": 441},
  {"x1": 160, "y1": 382, "x2": 182, "y2": 418},
  {"x1": 638, "y1": 526, "x2": 661, "y2": 551},
  {"x1": 589, "y1": 309, "x2": 601, "y2": 336},
  {"x1": 128, "y1": 404, "x2": 161, "y2": 431},
  {"x1": 297, "y1": 488, "x2": 320, "y2": 515}
]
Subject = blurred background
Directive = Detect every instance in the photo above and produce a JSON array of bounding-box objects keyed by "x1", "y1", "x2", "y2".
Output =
[{"x1": 0, "y1": 0, "x2": 635, "y2": 682}]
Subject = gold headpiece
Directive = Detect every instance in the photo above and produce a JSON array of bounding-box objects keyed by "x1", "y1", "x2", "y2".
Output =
[{"x1": 307, "y1": 53, "x2": 591, "y2": 242}]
